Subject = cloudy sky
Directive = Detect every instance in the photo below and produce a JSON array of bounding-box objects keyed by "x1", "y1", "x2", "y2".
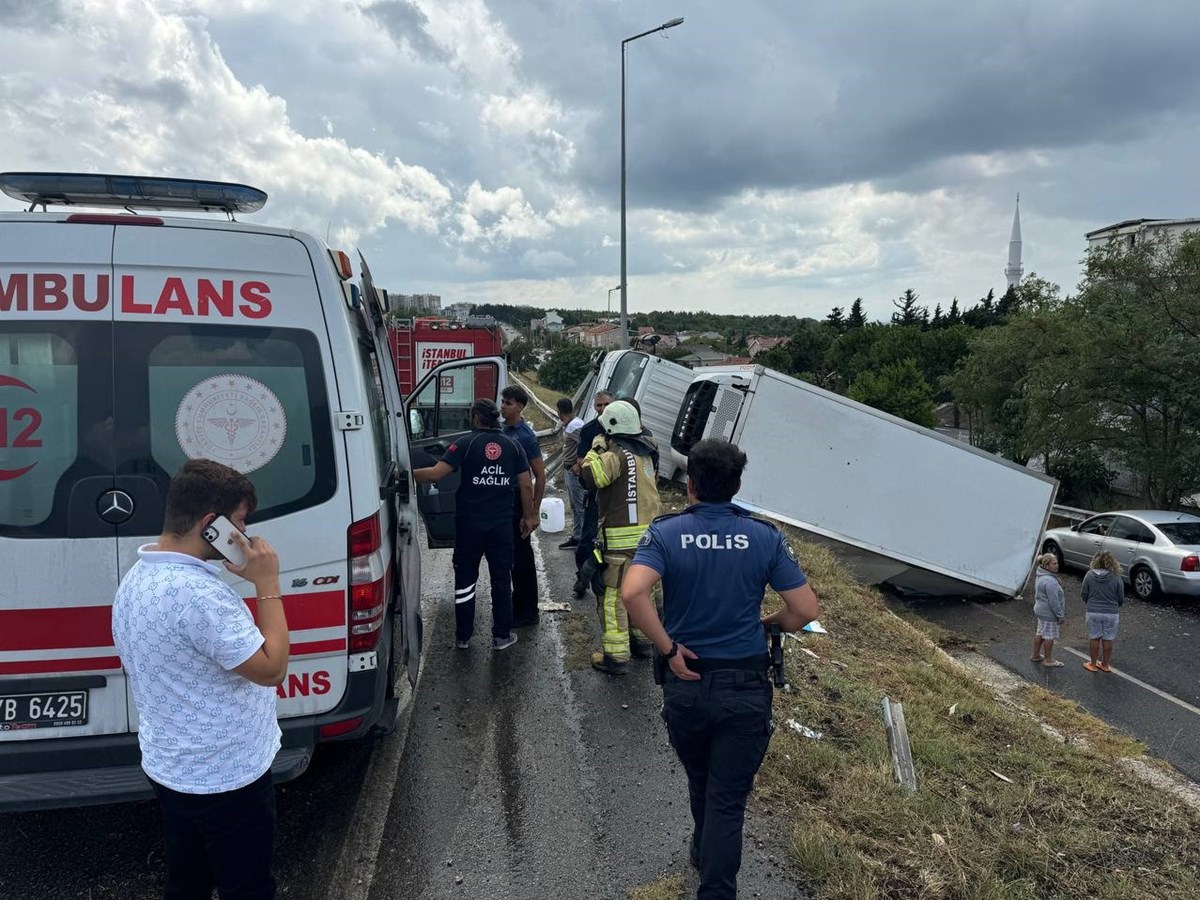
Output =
[{"x1": 3, "y1": 0, "x2": 1199, "y2": 322}]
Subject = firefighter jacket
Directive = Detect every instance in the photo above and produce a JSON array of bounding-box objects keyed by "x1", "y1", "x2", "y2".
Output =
[{"x1": 579, "y1": 434, "x2": 662, "y2": 551}]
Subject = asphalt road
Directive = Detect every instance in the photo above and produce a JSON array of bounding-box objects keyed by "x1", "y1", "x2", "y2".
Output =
[
  {"x1": 888, "y1": 569, "x2": 1200, "y2": 782},
  {"x1": 0, "y1": 487, "x2": 805, "y2": 899}
]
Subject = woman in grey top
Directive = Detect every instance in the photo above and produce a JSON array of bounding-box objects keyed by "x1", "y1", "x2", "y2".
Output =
[
  {"x1": 1082, "y1": 550, "x2": 1124, "y2": 673},
  {"x1": 1031, "y1": 553, "x2": 1066, "y2": 667}
]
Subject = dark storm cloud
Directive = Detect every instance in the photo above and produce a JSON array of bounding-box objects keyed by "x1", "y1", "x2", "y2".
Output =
[
  {"x1": 490, "y1": 0, "x2": 1200, "y2": 210},
  {"x1": 0, "y1": 0, "x2": 64, "y2": 28},
  {"x1": 102, "y1": 76, "x2": 193, "y2": 109},
  {"x1": 362, "y1": 1, "x2": 452, "y2": 65}
]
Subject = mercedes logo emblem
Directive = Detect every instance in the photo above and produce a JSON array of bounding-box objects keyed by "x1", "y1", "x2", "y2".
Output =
[{"x1": 97, "y1": 490, "x2": 134, "y2": 524}]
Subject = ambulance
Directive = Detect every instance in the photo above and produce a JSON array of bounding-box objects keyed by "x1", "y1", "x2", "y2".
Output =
[{"x1": 0, "y1": 173, "x2": 504, "y2": 811}]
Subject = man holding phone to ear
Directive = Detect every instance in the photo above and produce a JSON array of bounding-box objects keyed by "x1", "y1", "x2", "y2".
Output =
[{"x1": 112, "y1": 458, "x2": 288, "y2": 900}]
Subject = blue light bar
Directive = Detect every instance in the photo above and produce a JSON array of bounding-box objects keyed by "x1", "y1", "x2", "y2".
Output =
[{"x1": 0, "y1": 172, "x2": 267, "y2": 214}]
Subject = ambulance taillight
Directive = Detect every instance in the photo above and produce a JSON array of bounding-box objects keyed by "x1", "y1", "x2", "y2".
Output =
[{"x1": 348, "y1": 514, "x2": 387, "y2": 652}]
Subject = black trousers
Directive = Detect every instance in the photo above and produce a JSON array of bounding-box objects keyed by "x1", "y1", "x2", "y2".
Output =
[
  {"x1": 661, "y1": 671, "x2": 773, "y2": 900},
  {"x1": 453, "y1": 519, "x2": 514, "y2": 641},
  {"x1": 150, "y1": 770, "x2": 276, "y2": 900},
  {"x1": 511, "y1": 511, "x2": 539, "y2": 624},
  {"x1": 574, "y1": 490, "x2": 600, "y2": 574}
]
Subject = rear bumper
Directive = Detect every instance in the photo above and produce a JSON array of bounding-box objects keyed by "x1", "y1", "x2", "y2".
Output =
[
  {"x1": 0, "y1": 627, "x2": 396, "y2": 813},
  {"x1": 0, "y1": 746, "x2": 312, "y2": 813},
  {"x1": 1158, "y1": 570, "x2": 1200, "y2": 597}
]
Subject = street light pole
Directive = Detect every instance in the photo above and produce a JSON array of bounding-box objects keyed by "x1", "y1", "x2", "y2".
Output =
[{"x1": 620, "y1": 15, "x2": 684, "y2": 349}]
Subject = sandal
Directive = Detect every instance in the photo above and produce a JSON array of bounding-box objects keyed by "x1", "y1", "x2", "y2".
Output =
[
  {"x1": 1083, "y1": 661, "x2": 1100, "y2": 673},
  {"x1": 1042, "y1": 660, "x2": 1064, "y2": 668},
  {"x1": 1097, "y1": 662, "x2": 1112, "y2": 672},
  {"x1": 1030, "y1": 656, "x2": 1043, "y2": 662}
]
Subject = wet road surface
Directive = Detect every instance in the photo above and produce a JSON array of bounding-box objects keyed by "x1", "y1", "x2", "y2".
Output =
[
  {"x1": 890, "y1": 569, "x2": 1200, "y2": 782},
  {"x1": 366, "y1": 521, "x2": 804, "y2": 899}
]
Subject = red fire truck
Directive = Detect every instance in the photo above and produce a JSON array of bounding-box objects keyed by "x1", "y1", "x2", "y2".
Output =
[{"x1": 387, "y1": 315, "x2": 505, "y2": 399}]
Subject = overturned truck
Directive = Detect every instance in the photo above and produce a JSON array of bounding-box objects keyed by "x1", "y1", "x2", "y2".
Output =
[
  {"x1": 673, "y1": 365, "x2": 1057, "y2": 598},
  {"x1": 584, "y1": 350, "x2": 1057, "y2": 599}
]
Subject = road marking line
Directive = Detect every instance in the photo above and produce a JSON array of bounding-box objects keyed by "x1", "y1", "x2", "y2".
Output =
[{"x1": 970, "y1": 602, "x2": 1200, "y2": 718}]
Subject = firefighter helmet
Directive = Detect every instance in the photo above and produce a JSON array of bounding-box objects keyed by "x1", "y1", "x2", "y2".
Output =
[{"x1": 600, "y1": 400, "x2": 641, "y2": 436}]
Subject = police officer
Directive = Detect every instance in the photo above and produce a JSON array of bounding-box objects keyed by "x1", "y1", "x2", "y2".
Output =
[
  {"x1": 578, "y1": 400, "x2": 661, "y2": 675},
  {"x1": 413, "y1": 399, "x2": 538, "y2": 651},
  {"x1": 622, "y1": 439, "x2": 819, "y2": 899}
]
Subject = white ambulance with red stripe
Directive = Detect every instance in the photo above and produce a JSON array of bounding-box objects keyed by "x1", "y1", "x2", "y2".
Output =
[{"x1": 0, "y1": 173, "x2": 503, "y2": 811}]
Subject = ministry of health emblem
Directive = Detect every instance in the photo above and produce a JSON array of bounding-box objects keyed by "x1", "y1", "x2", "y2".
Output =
[{"x1": 175, "y1": 375, "x2": 287, "y2": 473}]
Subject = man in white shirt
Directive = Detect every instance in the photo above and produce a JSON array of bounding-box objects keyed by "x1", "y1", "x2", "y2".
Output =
[
  {"x1": 556, "y1": 396, "x2": 586, "y2": 549},
  {"x1": 112, "y1": 459, "x2": 289, "y2": 900}
]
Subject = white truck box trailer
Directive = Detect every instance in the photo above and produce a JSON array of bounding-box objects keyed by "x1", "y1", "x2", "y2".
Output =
[{"x1": 672, "y1": 367, "x2": 1058, "y2": 598}]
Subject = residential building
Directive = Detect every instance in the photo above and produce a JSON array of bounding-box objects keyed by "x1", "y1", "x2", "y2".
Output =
[
  {"x1": 583, "y1": 323, "x2": 623, "y2": 348},
  {"x1": 675, "y1": 345, "x2": 730, "y2": 368},
  {"x1": 747, "y1": 335, "x2": 791, "y2": 357},
  {"x1": 1086, "y1": 218, "x2": 1200, "y2": 251}
]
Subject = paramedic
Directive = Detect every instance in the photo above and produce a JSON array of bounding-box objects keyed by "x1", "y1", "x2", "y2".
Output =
[
  {"x1": 578, "y1": 400, "x2": 661, "y2": 675},
  {"x1": 111, "y1": 459, "x2": 288, "y2": 900},
  {"x1": 622, "y1": 439, "x2": 820, "y2": 899},
  {"x1": 413, "y1": 398, "x2": 537, "y2": 650},
  {"x1": 500, "y1": 385, "x2": 544, "y2": 627}
]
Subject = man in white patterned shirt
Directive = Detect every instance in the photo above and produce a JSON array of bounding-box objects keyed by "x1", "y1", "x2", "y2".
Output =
[{"x1": 112, "y1": 459, "x2": 288, "y2": 900}]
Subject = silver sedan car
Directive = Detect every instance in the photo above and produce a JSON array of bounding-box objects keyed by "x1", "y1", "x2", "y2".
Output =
[{"x1": 1041, "y1": 509, "x2": 1200, "y2": 600}]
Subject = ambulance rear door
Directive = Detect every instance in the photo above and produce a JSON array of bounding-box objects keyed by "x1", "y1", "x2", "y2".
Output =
[
  {"x1": 0, "y1": 218, "x2": 131, "y2": 744},
  {"x1": 406, "y1": 356, "x2": 506, "y2": 548},
  {"x1": 110, "y1": 223, "x2": 350, "y2": 721}
]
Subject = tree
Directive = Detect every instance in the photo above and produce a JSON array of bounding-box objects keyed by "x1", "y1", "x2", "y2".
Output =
[
  {"x1": 537, "y1": 342, "x2": 593, "y2": 393},
  {"x1": 847, "y1": 298, "x2": 867, "y2": 329},
  {"x1": 1024, "y1": 237, "x2": 1200, "y2": 508},
  {"x1": 847, "y1": 358, "x2": 938, "y2": 428},
  {"x1": 891, "y1": 289, "x2": 926, "y2": 327},
  {"x1": 825, "y1": 306, "x2": 846, "y2": 333},
  {"x1": 505, "y1": 339, "x2": 536, "y2": 372}
]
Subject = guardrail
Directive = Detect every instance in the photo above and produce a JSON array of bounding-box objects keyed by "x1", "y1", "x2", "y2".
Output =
[{"x1": 1050, "y1": 504, "x2": 1093, "y2": 523}]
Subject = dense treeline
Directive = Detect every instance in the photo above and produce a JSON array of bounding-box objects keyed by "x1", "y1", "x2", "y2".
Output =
[
  {"x1": 480, "y1": 239, "x2": 1200, "y2": 508},
  {"x1": 474, "y1": 303, "x2": 802, "y2": 338}
]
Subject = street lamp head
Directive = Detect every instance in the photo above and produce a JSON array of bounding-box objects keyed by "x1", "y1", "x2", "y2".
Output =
[{"x1": 663, "y1": 17, "x2": 684, "y2": 28}]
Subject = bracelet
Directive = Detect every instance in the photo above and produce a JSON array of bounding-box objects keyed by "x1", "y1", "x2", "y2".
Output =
[{"x1": 257, "y1": 594, "x2": 283, "y2": 602}]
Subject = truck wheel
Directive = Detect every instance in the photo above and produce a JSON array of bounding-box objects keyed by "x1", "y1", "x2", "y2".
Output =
[
  {"x1": 1131, "y1": 565, "x2": 1159, "y2": 601},
  {"x1": 1041, "y1": 540, "x2": 1064, "y2": 569}
]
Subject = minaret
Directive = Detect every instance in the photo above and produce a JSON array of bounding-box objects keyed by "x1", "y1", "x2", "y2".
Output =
[{"x1": 1004, "y1": 194, "x2": 1023, "y2": 289}]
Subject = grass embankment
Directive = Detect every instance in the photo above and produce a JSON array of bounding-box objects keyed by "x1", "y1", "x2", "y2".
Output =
[{"x1": 756, "y1": 529, "x2": 1200, "y2": 899}]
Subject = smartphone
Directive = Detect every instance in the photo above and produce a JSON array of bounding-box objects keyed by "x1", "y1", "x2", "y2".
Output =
[{"x1": 201, "y1": 515, "x2": 248, "y2": 568}]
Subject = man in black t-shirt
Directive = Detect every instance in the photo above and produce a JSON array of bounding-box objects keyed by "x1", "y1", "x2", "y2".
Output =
[{"x1": 414, "y1": 399, "x2": 538, "y2": 650}]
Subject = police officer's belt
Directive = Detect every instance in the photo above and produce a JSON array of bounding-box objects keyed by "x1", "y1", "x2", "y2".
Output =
[{"x1": 685, "y1": 654, "x2": 771, "y2": 674}]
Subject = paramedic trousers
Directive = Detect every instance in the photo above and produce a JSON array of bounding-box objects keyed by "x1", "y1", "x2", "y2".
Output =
[
  {"x1": 511, "y1": 510, "x2": 539, "y2": 625},
  {"x1": 661, "y1": 669, "x2": 773, "y2": 900},
  {"x1": 453, "y1": 518, "x2": 514, "y2": 641},
  {"x1": 150, "y1": 770, "x2": 276, "y2": 900}
]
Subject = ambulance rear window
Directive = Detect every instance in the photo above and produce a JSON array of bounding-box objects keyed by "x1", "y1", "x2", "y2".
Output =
[
  {"x1": 0, "y1": 321, "x2": 336, "y2": 539},
  {"x1": 137, "y1": 326, "x2": 336, "y2": 518},
  {"x1": 0, "y1": 332, "x2": 79, "y2": 528}
]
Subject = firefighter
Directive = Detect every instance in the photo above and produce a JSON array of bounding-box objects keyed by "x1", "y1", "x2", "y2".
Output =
[{"x1": 578, "y1": 399, "x2": 661, "y2": 675}]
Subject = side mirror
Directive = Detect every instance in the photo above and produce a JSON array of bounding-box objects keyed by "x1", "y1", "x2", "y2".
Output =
[{"x1": 409, "y1": 409, "x2": 425, "y2": 437}]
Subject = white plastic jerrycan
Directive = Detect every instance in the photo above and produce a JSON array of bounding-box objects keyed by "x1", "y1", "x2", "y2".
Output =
[{"x1": 539, "y1": 497, "x2": 565, "y2": 533}]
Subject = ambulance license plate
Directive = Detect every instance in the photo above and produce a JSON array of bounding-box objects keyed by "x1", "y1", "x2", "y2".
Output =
[{"x1": 0, "y1": 691, "x2": 88, "y2": 730}]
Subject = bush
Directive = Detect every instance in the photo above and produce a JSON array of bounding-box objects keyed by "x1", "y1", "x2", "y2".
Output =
[{"x1": 537, "y1": 342, "x2": 593, "y2": 392}]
